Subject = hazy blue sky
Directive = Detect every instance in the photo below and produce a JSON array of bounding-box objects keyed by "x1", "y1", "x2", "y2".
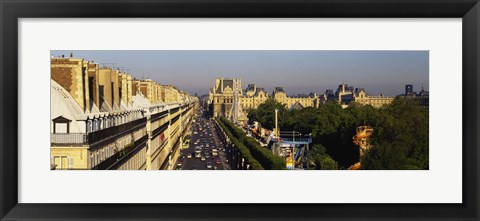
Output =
[{"x1": 52, "y1": 50, "x2": 429, "y2": 96}]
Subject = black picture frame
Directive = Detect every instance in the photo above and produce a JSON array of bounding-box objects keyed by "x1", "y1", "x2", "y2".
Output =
[{"x1": 1, "y1": 0, "x2": 479, "y2": 220}]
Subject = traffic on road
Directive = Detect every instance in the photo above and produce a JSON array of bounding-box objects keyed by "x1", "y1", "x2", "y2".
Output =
[{"x1": 175, "y1": 110, "x2": 230, "y2": 170}]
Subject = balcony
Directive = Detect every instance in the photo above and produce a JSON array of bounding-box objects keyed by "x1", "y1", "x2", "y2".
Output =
[
  {"x1": 50, "y1": 133, "x2": 88, "y2": 145},
  {"x1": 151, "y1": 109, "x2": 168, "y2": 122},
  {"x1": 87, "y1": 118, "x2": 146, "y2": 144},
  {"x1": 51, "y1": 118, "x2": 147, "y2": 146},
  {"x1": 171, "y1": 115, "x2": 180, "y2": 124},
  {"x1": 92, "y1": 135, "x2": 148, "y2": 170},
  {"x1": 170, "y1": 106, "x2": 180, "y2": 114}
]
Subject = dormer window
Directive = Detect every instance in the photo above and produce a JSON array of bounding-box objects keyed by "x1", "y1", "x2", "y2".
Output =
[{"x1": 52, "y1": 116, "x2": 72, "y2": 133}]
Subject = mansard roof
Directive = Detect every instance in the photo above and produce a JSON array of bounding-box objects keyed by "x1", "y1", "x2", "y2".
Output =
[
  {"x1": 274, "y1": 87, "x2": 286, "y2": 94},
  {"x1": 246, "y1": 84, "x2": 256, "y2": 92},
  {"x1": 255, "y1": 88, "x2": 267, "y2": 96}
]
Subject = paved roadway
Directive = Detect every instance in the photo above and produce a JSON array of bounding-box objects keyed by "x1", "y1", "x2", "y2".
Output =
[{"x1": 175, "y1": 110, "x2": 230, "y2": 170}]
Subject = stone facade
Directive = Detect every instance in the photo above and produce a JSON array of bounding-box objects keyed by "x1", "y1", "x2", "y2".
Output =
[
  {"x1": 240, "y1": 84, "x2": 269, "y2": 110},
  {"x1": 272, "y1": 87, "x2": 319, "y2": 109},
  {"x1": 209, "y1": 78, "x2": 320, "y2": 120},
  {"x1": 353, "y1": 89, "x2": 394, "y2": 108},
  {"x1": 50, "y1": 56, "x2": 198, "y2": 170},
  {"x1": 321, "y1": 84, "x2": 395, "y2": 108},
  {"x1": 209, "y1": 78, "x2": 239, "y2": 119}
]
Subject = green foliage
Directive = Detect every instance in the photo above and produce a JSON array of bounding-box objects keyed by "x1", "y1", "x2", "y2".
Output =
[
  {"x1": 319, "y1": 157, "x2": 338, "y2": 170},
  {"x1": 219, "y1": 116, "x2": 285, "y2": 170},
  {"x1": 244, "y1": 137, "x2": 285, "y2": 170},
  {"x1": 361, "y1": 98, "x2": 429, "y2": 170},
  {"x1": 307, "y1": 144, "x2": 338, "y2": 170},
  {"x1": 216, "y1": 118, "x2": 263, "y2": 170},
  {"x1": 248, "y1": 97, "x2": 429, "y2": 170},
  {"x1": 118, "y1": 143, "x2": 134, "y2": 157},
  {"x1": 248, "y1": 97, "x2": 288, "y2": 130}
]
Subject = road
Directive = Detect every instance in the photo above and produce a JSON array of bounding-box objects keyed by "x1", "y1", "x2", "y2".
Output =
[{"x1": 175, "y1": 110, "x2": 230, "y2": 170}]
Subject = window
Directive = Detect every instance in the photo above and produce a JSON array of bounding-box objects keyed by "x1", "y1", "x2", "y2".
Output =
[
  {"x1": 93, "y1": 119, "x2": 98, "y2": 131},
  {"x1": 86, "y1": 120, "x2": 92, "y2": 133},
  {"x1": 52, "y1": 116, "x2": 72, "y2": 133},
  {"x1": 68, "y1": 157, "x2": 73, "y2": 169},
  {"x1": 56, "y1": 156, "x2": 68, "y2": 170}
]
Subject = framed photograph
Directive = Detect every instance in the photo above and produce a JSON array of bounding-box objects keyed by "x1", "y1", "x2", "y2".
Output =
[{"x1": 1, "y1": 0, "x2": 479, "y2": 220}]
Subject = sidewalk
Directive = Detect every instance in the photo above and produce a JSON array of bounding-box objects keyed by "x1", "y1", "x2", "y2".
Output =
[{"x1": 210, "y1": 120, "x2": 231, "y2": 170}]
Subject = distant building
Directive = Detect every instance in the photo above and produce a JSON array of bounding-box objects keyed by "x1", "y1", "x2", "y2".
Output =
[
  {"x1": 272, "y1": 87, "x2": 319, "y2": 109},
  {"x1": 320, "y1": 90, "x2": 335, "y2": 104},
  {"x1": 321, "y1": 83, "x2": 394, "y2": 108},
  {"x1": 353, "y1": 88, "x2": 394, "y2": 108},
  {"x1": 208, "y1": 78, "x2": 319, "y2": 121},
  {"x1": 241, "y1": 84, "x2": 269, "y2": 110},
  {"x1": 209, "y1": 78, "x2": 243, "y2": 120},
  {"x1": 289, "y1": 101, "x2": 305, "y2": 111},
  {"x1": 398, "y1": 84, "x2": 429, "y2": 108},
  {"x1": 334, "y1": 84, "x2": 355, "y2": 105},
  {"x1": 405, "y1": 84, "x2": 414, "y2": 95}
]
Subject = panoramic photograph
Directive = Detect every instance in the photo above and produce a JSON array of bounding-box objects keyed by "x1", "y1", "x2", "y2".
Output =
[{"x1": 50, "y1": 50, "x2": 429, "y2": 170}]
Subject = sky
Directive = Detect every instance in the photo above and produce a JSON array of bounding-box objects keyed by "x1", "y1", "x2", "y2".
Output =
[{"x1": 52, "y1": 50, "x2": 429, "y2": 96}]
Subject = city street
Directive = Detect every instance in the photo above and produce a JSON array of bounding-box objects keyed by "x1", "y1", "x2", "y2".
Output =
[{"x1": 175, "y1": 110, "x2": 230, "y2": 170}]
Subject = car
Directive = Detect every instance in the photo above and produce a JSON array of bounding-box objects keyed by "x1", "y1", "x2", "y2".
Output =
[
  {"x1": 205, "y1": 154, "x2": 210, "y2": 159},
  {"x1": 177, "y1": 161, "x2": 183, "y2": 167},
  {"x1": 215, "y1": 159, "x2": 221, "y2": 165},
  {"x1": 195, "y1": 151, "x2": 202, "y2": 158},
  {"x1": 201, "y1": 157, "x2": 206, "y2": 161},
  {"x1": 187, "y1": 154, "x2": 192, "y2": 159},
  {"x1": 206, "y1": 162, "x2": 213, "y2": 169},
  {"x1": 212, "y1": 149, "x2": 218, "y2": 156}
]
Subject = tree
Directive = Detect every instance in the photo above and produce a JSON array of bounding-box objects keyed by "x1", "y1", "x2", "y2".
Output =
[
  {"x1": 361, "y1": 98, "x2": 429, "y2": 170},
  {"x1": 307, "y1": 144, "x2": 337, "y2": 170},
  {"x1": 283, "y1": 107, "x2": 320, "y2": 134},
  {"x1": 320, "y1": 157, "x2": 338, "y2": 170},
  {"x1": 247, "y1": 96, "x2": 429, "y2": 170},
  {"x1": 248, "y1": 97, "x2": 288, "y2": 130}
]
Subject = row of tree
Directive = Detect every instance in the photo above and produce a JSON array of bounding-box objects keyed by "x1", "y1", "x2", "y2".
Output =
[
  {"x1": 219, "y1": 116, "x2": 285, "y2": 170},
  {"x1": 247, "y1": 97, "x2": 429, "y2": 170},
  {"x1": 216, "y1": 118, "x2": 264, "y2": 169}
]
